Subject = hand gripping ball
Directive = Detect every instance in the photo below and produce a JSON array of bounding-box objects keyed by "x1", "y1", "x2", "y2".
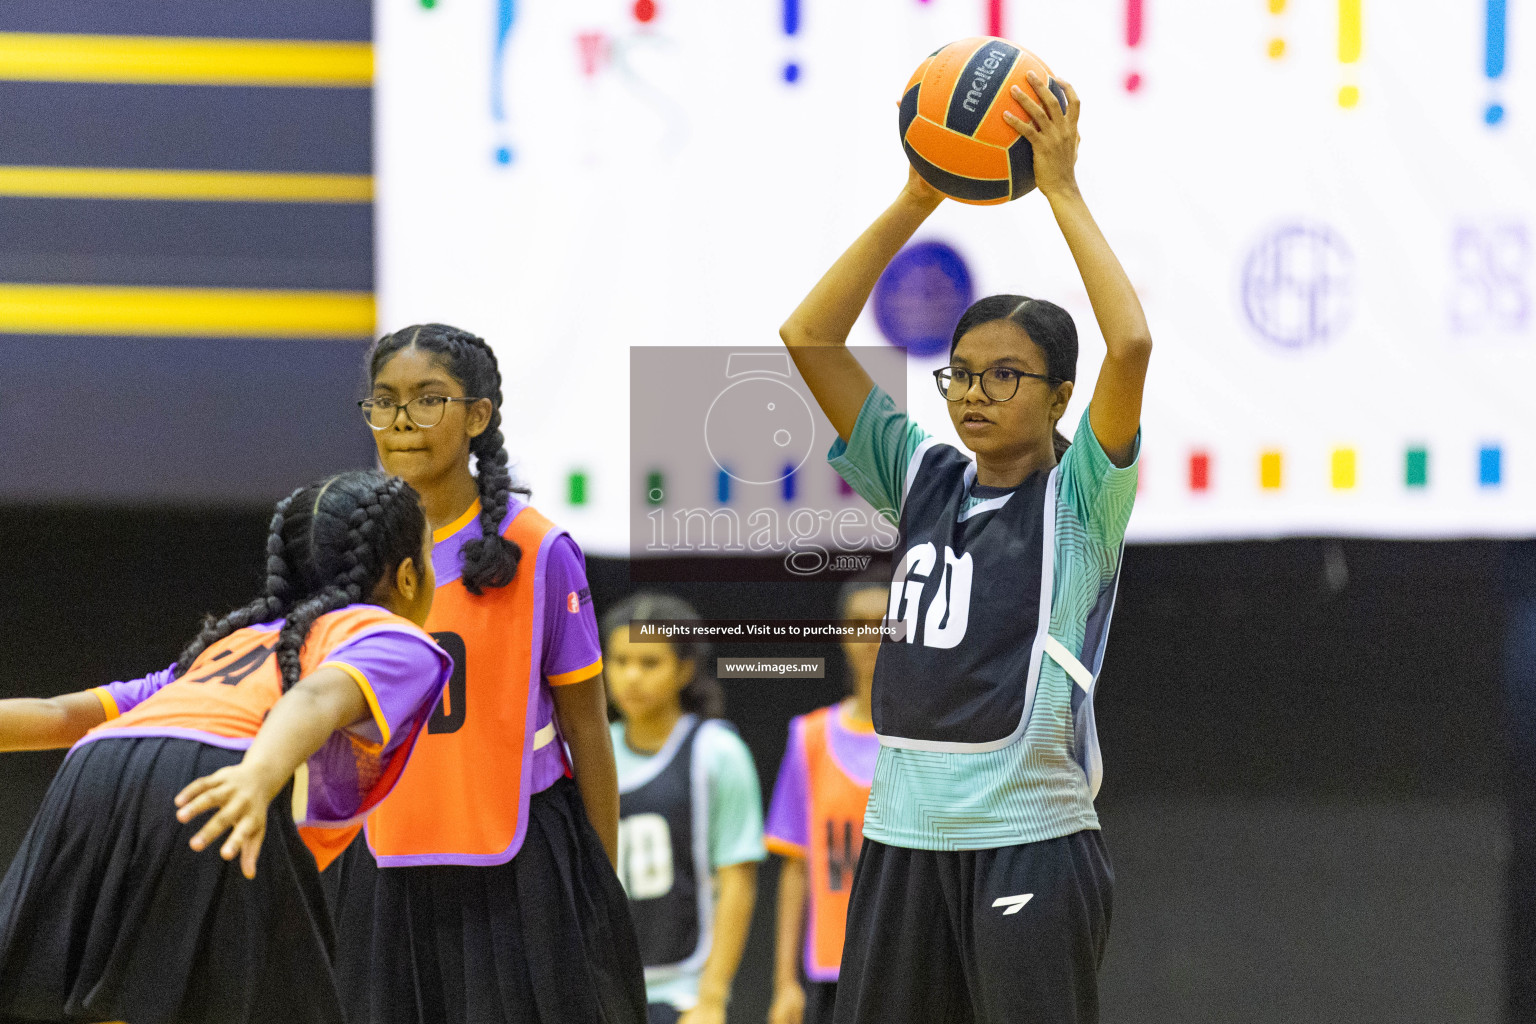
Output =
[{"x1": 899, "y1": 37, "x2": 1068, "y2": 205}]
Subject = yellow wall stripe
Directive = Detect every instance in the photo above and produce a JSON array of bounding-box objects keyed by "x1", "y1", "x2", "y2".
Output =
[
  {"x1": 0, "y1": 165, "x2": 372, "y2": 203},
  {"x1": 0, "y1": 284, "x2": 374, "y2": 339},
  {"x1": 0, "y1": 32, "x2": 371, "y2": 87}
]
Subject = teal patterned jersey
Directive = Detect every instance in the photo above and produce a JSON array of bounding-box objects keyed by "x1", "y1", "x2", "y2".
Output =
[{"x1": 828, "y1": 385, "x2": 1139, "y2": 850}]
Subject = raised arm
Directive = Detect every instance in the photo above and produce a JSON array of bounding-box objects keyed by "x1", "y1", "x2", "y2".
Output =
[
  {"x1": 1005, "y1": 73, "x2": 1152, "y2": 467},
  {"x1": 779, "y1": 168, "x2": 944, "y2": 441},
  {"x1": 0, "y1": 692, "x2": 108, "y2": 752}
]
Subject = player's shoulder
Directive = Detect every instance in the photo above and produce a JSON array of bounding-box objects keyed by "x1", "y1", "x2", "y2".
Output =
[
  {"x1": 499, "y1": 496, "x2": 575, "y2": 547},
  {"x1": 698, "y1": 717, "x2": 755, "y2": 770}
]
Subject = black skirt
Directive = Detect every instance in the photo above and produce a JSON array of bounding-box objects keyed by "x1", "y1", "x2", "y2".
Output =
[
  {"x1": 0, "y1": 736, "x2": 343, "y2": 1024},
  {"x1": 324, "y1": 775, "x2": 647, "y2": 1024}
]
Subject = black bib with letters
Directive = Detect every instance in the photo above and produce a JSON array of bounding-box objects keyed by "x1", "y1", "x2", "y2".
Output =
[{"x1": 874, "y1": 443, "x2": 1053, "y2": 748}]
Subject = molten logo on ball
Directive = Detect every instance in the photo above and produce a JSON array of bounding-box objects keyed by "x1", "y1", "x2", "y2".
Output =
[{"x1": 962, "y1": 49, "x2": 1011, "y2": 114}]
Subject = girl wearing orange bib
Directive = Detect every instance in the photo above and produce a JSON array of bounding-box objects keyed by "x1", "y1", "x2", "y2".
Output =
[
  {"x1": 765, "y1": 578, "x2": 884, "y2": 1024},
  {"x1": 326, "y1": 324, "x2": 645, "y2": 1024},
  {"x1": 0, "y1": 471, "x2": 451, "y2": 1024}
]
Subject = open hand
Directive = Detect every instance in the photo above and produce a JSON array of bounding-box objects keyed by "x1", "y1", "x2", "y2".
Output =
[
  {"x1": 1002, "y1": 72, "x2": 1081, "y2": 199},
  {"x1": 173, "y1": 760, "x2": 285, "y2": 880}
]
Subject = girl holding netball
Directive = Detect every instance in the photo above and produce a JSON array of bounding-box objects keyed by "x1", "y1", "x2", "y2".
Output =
[
  {"x1": 326, "y1": 323, "x2": 646, "y2": 1024},
  {"x1": 779, "y1": 72, "x2": 1150, "y2": 1022},
  {"x1": 0, "y1": 470, "x2": 452, "y2": 1024},
  {"x1": 601, "y1": 592, "x2": 765, "y2": 1024},
  {"x1": 764, "y1": 575, "x2": 885, "y2": 1024}
]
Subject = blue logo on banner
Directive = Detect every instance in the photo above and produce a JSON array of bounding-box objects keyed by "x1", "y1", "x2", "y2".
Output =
[
  {"x1": 1242, "y1": 225, "x2": 1354, "y2": 349},
  {"x1": 873, "y1": 241, "x2": 975, "y2": 359}
]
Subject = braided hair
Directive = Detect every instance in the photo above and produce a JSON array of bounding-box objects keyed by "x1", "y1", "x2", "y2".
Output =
[
  {"x1": 368, "y1": 323, "x2": 528, "y2": 595},
  {"x1": 951, "y1": 294, "x2": 1078, "y2": 460},
  {"x1": 174, "y1": 470, "x2": 427, "y2": 690}
]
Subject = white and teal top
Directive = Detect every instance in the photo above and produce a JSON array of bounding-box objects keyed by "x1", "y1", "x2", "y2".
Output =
[{"x1": 830, "y1": 384, "x2": 1139, "y2": 851}]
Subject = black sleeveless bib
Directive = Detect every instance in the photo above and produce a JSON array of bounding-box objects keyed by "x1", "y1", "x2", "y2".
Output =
[
  {"x1": 874, "y1": 443, "x2": 1057, "y2": 750},
  {"x1": 617, "y1": 715, "x2": 711, "y2": 976}
]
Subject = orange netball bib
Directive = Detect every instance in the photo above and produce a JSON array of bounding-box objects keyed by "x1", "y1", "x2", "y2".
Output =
[
  {"x1": 97, "y1": 605, "x2": 409, "y2": 743},
  {"x1": 804, "y1": 706, "x2": 873, "y2": 977},
  {"x1": 89, "y1": 605, "x2": 443, "y2": 870},
  {"x1": 365, "y1": 505, "x2": 561, "y2": 865}
]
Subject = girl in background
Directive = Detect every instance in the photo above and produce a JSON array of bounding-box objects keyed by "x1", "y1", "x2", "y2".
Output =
[
  {"x1": 602, "y1": 592, "x2": 765, "y2": 1024},
  {"x1": 0, "y1": 470, "x2": 450, "y2": 1024},
  {"x1": 328, "y1": 323, "x2": 645, "y2": 1024},
  {"x1": 765, "y1": 575, "x2": 886, "y2": 1024},
  {"x1": 779, "y1": 73, "x2": 1150, "y2": 1022}
]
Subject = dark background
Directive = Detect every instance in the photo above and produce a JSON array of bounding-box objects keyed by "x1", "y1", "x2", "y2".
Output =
[
  {"x1": 0, "y1": 508, "x2": 1517, "y2": 1022},
  {"x1": 0, "y1": 1, "x2": 1527, "y2": 1020}
]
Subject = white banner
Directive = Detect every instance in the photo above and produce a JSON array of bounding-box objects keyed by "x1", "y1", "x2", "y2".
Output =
[{"x1": 376, "y1": 0, "x2": 1535, "y2": 551}]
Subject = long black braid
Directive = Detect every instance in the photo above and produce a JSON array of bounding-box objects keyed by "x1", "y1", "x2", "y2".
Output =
[
  {"x1": 368, "y1": 323, "x2": 528, "y2": 595},
  {"x1": 174, "y1": 470, "x2": 427, "y2": 690}
]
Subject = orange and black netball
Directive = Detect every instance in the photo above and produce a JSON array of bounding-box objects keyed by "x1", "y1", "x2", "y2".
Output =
[{"x1": 899, "y1": 37, "x2": 1066, "y2": 205}]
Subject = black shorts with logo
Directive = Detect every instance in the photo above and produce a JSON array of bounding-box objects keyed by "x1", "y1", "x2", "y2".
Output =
[{"x1": 833, "y1": 830, "x2": 1112, "y2": 1024}]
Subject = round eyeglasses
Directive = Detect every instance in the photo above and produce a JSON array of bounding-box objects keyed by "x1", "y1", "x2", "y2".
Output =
[
  {"x1": 932, "y1": 366, "x2": 1059, "y2": 403},
  {"x1": 358, "y1": 395, "x2": 481, "y2": 430}
]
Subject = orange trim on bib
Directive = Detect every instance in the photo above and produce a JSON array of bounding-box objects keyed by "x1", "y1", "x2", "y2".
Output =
[
  {"x1": 92, "y1": 686, "x2": 120, "y2": 721},
  {"x1": 433, "y1": 501, "x2": 481, "y2": 543},
  {"x1": 547, "y1": 657, "x2": 602, "y2": 687},
  {"x1": 766, "y1": 835, "x2": 807, "y2": 859},
  {"x1": 325, "y1": 660, "x2": 391, "y2": 745}
]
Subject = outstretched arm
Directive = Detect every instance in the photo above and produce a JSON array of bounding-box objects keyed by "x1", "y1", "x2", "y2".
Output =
[
  {"x1": 174, "y1": 665, "x2": 369, "y2": 879},
  {"x1": 1005, "y1": 73, "x2": 1152, "y2": 467},
  {"x1": 0, "y1": 692, "x2": 108, "y2": 752},
  {"x1": 779, "y1": 169, "x2": 945, "y2": 442}
]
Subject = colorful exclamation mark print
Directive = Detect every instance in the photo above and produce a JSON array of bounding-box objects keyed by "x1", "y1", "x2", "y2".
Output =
[
  {"x1": 420, "y1": 0, "x2": 436, "y2": 9},
  {"x1": 646, "y1": 470, "x2": 665, "y2": 506},
  {"x1": 1267, "y1": 0, "x2": 1287, "y2": 59},
  {"x1": 491, "y1": 0, "x2": 516, "y2": 164},
  {"x1": 1189, "y1": 451, "x2": 1211, "y2": 492},
  {"x1": 988, "y1": 0, "x2": 1005, "y2": 37},
  {"x1": 1260, "y1": 450, "x2": 1284, "y2": 490},
  {"x1": 1331, "y1": 448, "x2": 1356, "y2": 490},
  {"x1": 1404, "y1": 447, "x2": 1428, "y2": 488},
  {"x1": 717, "y1": 469, "x2": 732, "y2": 504},
  {"x1": 1480, "y1": 446, "x2": 1502, "y2": 486},
  {"x1": 1337, "y1": 0, "x2": 1361, "y2": 108},
  {"x1": 568, "y1": 471, "x2": 587, "y2": 506},
  {"x1": 1486, "y1": 0, "x2": 1507, "y2": 125},
  {"x1": 576, "y1": 32, "x2": 608, "y2": 77},
  {"x1": 782, "y1": 0, "x2": 801, "y2": 83},
  {"x1": 1124, "y1": 0, "x2": 1144, "y2": 92},
  {"x1": 782, "y1": 465, "x2": 797, "y2": 502},
  {"x1": 634, "y1": 0, "x2": 657, "y2": 23}
]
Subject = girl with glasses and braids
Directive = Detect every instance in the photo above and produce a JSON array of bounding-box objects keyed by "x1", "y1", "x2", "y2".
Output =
[
  {"x1": 0, "y1": 470, "x2": 452, "y2": 1024},
  {"x1": 779, "y1": 74, "x2": 1151, "y2": 1023},
  {"x1": 326, "y1": 324, "x2": 646, "y2": 1024}
]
